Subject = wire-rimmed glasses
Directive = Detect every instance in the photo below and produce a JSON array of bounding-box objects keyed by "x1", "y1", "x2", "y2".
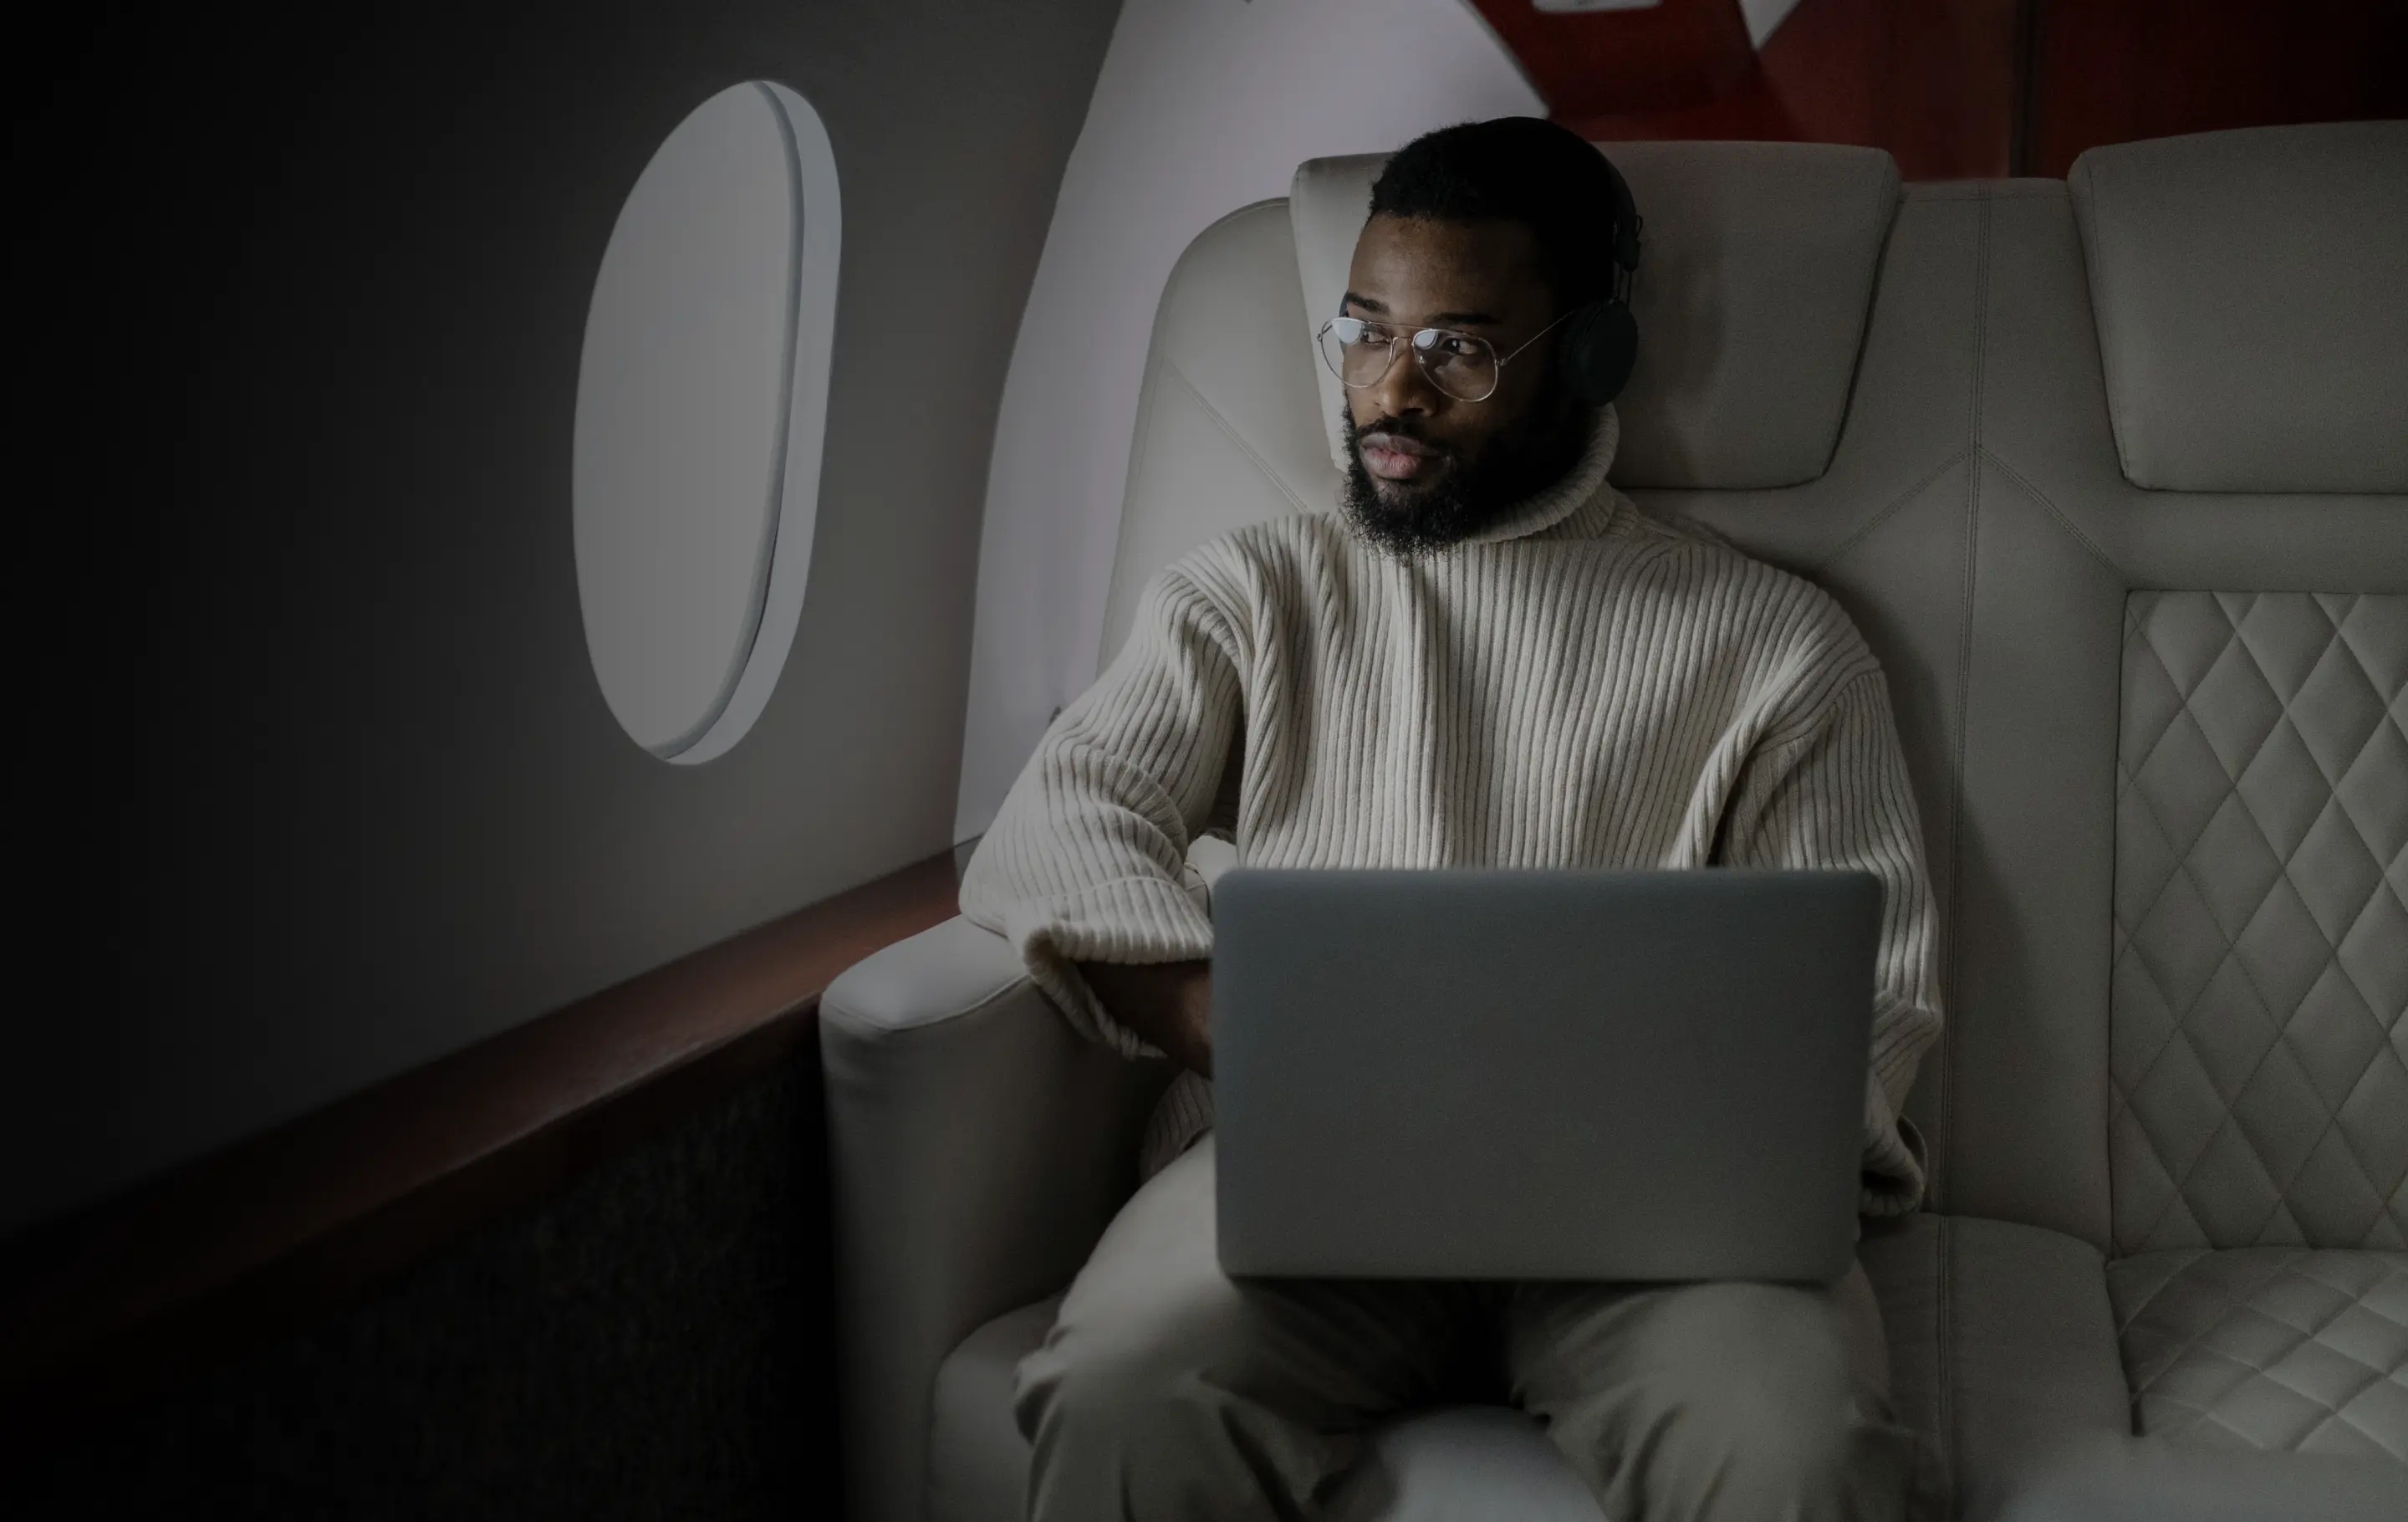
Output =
[{"x1": 1315, "y1": 309, "x2": 1574, "y2": 403}]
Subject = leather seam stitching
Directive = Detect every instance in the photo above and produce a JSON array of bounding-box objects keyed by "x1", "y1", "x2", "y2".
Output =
[
  {"x1": 1810, "y1": 167, "x2": 1902, "y2": 476},
  {"x1": 2112, "y1": 605, "x2": 2292, "y2": 1248},
  {"x1": 2117, "y1": 770, "x2": 2305, "y2": 1244},
  {"x1": 2123, "y1": 1251, "x2": 2301, "y2": 1407},
  {"x1": 1103, "y1": 347, "x2": 1176, "y2": 666},
  {"x1": 2114, "y1": 1252, "x2": 2198, "y2": 1342},
  {"x1": 2120, "y1": 615, "x2": 2222, "y2": 815},
  {"x1": 2116, "y1": 601, "x2": 2195, "y2": 779},
  {"x1": 1938, "y1": 189, "x2": 1992, "y2": 1213},
  {"x1": 2113, "y1": 650, "x2": 2226, "y2": 1252},
  {"x1": 1806, "y1": 448, "x2": 1972, "y2": 576},
  {"x1": 2075, "y1": 156, "x2": 2144, "y2": 487},
  {"x1": 2110, "y1": 1254, "x2": 2190, "y2": 1340},
  {"x1": 2125, "y1": 1253, "x2": 2408, "y2": 1448},
  {"x1": 2108, "y1": 1024, "x2": 2210, "y2": 1251},
  {"x1": 1937, "y1": 1214, "x2": 1961, "y2": 1509},
  {"x1": 822, "y1": 967, "x2": 1035, "y2": 1038},
  {"x1": 1979, "y1": 448, "x2": 2126, "y2": 580},
  {"x1": 2115, "y1": 597, "x2": 2402, "y2": 1250},
  {"x1": 2205, "y1": 605, "x2": 2383, "y2": 1226},
  {"x1": 1160, "y1": 359, "x2": 1317, "y2": 519}
]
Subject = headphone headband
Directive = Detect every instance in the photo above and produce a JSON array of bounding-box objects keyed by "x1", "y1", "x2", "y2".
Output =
[{"x1": 1601, "y1": 154, "x2": 1643, "y2": 274}]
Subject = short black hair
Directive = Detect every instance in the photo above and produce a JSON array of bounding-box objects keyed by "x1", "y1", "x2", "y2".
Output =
[{"x1": 1367, "y1": 117, "x2": 1624, "y2": 310}]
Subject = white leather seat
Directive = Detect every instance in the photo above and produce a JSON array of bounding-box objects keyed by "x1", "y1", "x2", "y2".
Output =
[{"x1": 824, "y1": 123, "x2": 2408, "y2": 1522}]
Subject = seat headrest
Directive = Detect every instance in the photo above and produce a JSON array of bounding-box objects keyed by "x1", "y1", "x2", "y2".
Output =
[
  {"x1": 1290, "y1": 140, "x2": 1900, "y2": 491},
  {"x1": 2069, "y1": 121, "x2": 2408, "y2": 494}
]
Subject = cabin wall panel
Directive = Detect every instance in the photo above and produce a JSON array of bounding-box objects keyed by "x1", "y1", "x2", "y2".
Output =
[
  {"x1": 952, "y1": 0, "x2": 1543, "y2": 841},
  {"x1": 8, "y1": 0, "x2": 1122, "y2": 1232}
]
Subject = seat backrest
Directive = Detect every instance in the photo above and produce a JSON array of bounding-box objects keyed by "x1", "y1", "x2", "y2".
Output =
[
  {"x1": 2050, "y1": 124, "x2": 2408, "y2": 1252},
  {"x1": 1099, "y1": 139, "x2": 1902, "y2": 662},
  {"x1": 1099, "y1": 195, "x2": 1336, "y2": 664},
  {"x1": 1676, "y1": 121, "x2": 2408, "y2": 1251},
  {"x1": 1098, "y1": 126, "x2": 2407, "y2": 1252}
]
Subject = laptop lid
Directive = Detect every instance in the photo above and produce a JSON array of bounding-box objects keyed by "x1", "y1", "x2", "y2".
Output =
[{"x1": 1212, "y1": 869, "x2": 1878, "y2": 1284}]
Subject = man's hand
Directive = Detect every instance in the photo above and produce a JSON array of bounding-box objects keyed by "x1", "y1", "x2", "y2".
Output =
[{"x1": 1079, "y1": 959, "x2": 1213, "y2": 1076}]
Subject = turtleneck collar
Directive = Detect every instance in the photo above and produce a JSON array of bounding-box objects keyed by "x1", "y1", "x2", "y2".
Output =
[{"x1": 1453, "y1": 404, "x2": 1625, "y2": 547}]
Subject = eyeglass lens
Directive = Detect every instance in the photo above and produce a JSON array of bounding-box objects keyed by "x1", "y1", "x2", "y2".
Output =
[{"x1": 1319, "y1": 318, "x2": 1500, "y2": 401}]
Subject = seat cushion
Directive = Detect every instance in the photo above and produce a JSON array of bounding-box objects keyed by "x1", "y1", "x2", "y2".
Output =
[
  {"x1": 1860, "y1": 1213, "x2": 2131, "y2": 1519},
  {"x1": 2108, "y1": 1248, "x2": 2408, "y2": 1465}
]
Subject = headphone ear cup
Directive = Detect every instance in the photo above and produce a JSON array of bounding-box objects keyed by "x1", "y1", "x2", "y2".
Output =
[{"x1": 1558, "y1": 299, "x2": 1639, "y2": 406}]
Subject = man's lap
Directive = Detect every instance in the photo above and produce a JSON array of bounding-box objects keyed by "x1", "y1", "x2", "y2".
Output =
[{"x1": 1017, "y1": 1133, "x2": 1890, "y2": 1424}]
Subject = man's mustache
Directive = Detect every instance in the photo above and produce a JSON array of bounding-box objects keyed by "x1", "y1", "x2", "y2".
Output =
[{"x1": 1354, "y1": 416, "x2": 1457, "y2": 459}]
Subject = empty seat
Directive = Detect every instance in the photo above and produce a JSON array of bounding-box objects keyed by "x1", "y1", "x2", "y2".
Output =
[{"x1": 2064, "y1": 125, "x2": 2408, "y2": 1477}]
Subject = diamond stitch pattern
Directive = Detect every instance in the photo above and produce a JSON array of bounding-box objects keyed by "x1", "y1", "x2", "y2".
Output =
[
  {"x1": 2109, "y1": 1249, "x2": 2408, "y2": 1464},
  {"x1": 2112, "y1": 593, "x2": 2408, "y2": 1254}
]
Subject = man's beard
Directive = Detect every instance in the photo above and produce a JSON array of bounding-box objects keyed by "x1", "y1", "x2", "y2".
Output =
[{"x1": 1339, "y1": 385, "x2": 1592, "y2": 559}]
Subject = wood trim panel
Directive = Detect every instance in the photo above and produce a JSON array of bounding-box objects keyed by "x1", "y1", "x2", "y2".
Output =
[
  {"x1": 1531, "y1": 0, "x2": 2401, "y2": 183},
  {"x1": 0, "y1": 849, "x2": 962, "y2": 1421},
  {"x1": 1559, "y1": 0, "x2": 2023, "y2": 182},
  {"x1": 2026, "y1": 0, "x2": 2408, "y2": 179}
]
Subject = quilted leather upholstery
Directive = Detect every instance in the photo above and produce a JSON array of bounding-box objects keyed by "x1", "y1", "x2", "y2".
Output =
[
  {"x1": 2109, "y1": 1248, "x2": 2408, "y2": 1463},
  {"x1": 2110, "y1": 592, "x2": 2408, "y2": 1254}
]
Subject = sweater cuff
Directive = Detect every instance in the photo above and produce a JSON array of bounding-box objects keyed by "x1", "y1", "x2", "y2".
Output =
[
  {"x1": 1857, "y1": 1068, "x2": 1927, "y2": 1217},
  {"x1": 1002, "y1": 874, "x2": 1217, "y2": 1058}
]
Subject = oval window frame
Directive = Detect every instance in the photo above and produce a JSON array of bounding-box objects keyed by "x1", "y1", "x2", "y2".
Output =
[{"x1": 572, "y1": 80, "x2": 841, "y2": 764}]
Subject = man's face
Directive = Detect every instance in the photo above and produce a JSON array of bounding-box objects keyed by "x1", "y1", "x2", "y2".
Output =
[{"x1": 1339, "y1": 213, "x2": 1588, "y2": 556}]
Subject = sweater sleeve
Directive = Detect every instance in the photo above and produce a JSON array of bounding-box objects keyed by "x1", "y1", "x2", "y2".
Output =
[
  {"x1": 959, "y1": 565, "x2": 1244, "y2": 1057},
  {"x1": 1722, "y1": 667, "x2": 1946, "y2": 1217}
]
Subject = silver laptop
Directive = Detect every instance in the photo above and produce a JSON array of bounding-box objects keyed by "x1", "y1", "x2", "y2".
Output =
[{"x1": 1212, "y1": 869, "x2": 1878, "y2": 1284}]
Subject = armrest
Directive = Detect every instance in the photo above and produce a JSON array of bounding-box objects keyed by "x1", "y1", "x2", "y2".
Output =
[{"x1": 821, "y1": 915, "x2": 1173, "y2": 1522}]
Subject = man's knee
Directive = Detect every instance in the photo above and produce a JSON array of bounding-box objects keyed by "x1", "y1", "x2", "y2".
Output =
[
  {"x1": 1610, "y1": 1284, "x2": 1905, "y2": 1518},
  {"x1": 1665, "y1": 1300, "x2": 1855, "y2": 1466},
  {"x1": 1016, "y1": 1274, "x2": 1252, "y2": 1443},
  {"x1": 1666, "y1": 1371, "x2": 1867, "y2": 1503},
  {"x1": 1014, "y1": 1274, "x2": 1366, "y2": 1519}
]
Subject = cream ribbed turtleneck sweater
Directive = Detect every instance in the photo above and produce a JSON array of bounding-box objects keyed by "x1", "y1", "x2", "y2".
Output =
[{"x1": 962, "y1": 411, "x2": 1944, "y2": 1214}]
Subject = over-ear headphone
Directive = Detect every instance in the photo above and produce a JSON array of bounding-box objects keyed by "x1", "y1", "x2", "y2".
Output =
[
  {"x1": 1337, "y1": 156, "x2": 1645, "y2": 408},
  {"x1": 1557, "y1": 153, "x2": 1644, "y2": 406}
]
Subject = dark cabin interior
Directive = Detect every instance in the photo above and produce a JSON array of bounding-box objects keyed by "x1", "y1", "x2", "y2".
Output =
[{"x1": 6, "y1": 2, "x2": 2403, "y2": 1516}]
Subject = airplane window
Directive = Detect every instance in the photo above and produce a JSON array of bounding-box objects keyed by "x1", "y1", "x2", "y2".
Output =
[{"x1": 573, "y1": 81, "x2": 839, "y2": 764}]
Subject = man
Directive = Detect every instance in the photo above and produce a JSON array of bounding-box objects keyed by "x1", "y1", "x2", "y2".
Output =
[{"x1": 962, "y1": 117, "x2": 1941, "y2": 1522}]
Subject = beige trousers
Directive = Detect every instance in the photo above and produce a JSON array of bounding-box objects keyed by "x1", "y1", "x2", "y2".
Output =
[{"x1": 1015, "y1": 1137, "x2": 1935, "y2": 1522}]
